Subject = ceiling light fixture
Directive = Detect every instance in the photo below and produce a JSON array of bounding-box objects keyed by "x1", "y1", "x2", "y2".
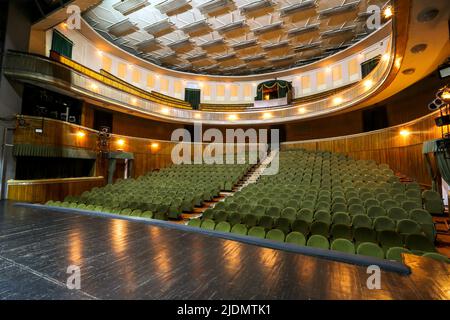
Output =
[{"x1": 383, "y1": 6, "x2": 393, "y2": 19}]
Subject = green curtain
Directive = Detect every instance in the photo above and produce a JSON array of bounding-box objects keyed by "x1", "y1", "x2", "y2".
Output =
[
  {"x1": 436, "y1": 152, "x2": 450, "y2": 188},
  {"x1": 422, "y1": 139, "x2": 450, "y2": 190},
  {"x1": 108, "y1": 159, "x2": 116, "y2": 184},
  {"x1": 185, "y1": 88, "x2": 200, "y2": 110},
  {"x1": 108, "y1": 151, "x2": 134, "y2": 160},
  {"x1": 51, "y1": 29, "x2": 73, "y2": 59},
  {"x1": 255, "y1": 80, "x2": 292, "y2": 100},
  {"x1": 361, "y1": 55, "x2": 381, "y2": 78}
]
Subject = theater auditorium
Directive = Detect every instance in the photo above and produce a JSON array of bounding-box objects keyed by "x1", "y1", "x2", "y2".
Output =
[{"x1": 0, "y1": 0, "x2": 449, "y2": 301}]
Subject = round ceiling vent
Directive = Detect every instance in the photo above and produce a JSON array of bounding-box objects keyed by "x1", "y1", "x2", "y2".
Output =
[
  {"x1": 417, "y1": 8, "x2": 440, "y2": 22},
  {"x1": 402, "y1": 68, "x2": 416, "y2": 75},
  {"x1": 411, "y1": 44, "x2": 428, "y2": 54}
]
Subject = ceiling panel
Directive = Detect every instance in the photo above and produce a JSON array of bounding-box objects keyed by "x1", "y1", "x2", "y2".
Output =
[{"x1": 83, "y1": 0, "x2": 389, "y2": 75}]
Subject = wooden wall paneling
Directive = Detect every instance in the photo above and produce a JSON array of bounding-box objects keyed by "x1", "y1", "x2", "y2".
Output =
[
  {"x1": 7, "y1": 177, "x2": 105, "y2": 203},
  {"x1": 81, "y1": 103, "x2": 95, "y2": 128},
  {"x1": 282, "y1": 111, "x2": 443, "y2": 186}
]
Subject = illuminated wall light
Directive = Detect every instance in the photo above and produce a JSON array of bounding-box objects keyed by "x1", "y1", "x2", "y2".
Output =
[
  {"x1": 116, "y1": 139, "x2": 125, "y2": 147},
  {"x1": 382, "y1": 53, "x2": 390, "y2": 62},
  {"x1": 89, "y1": 83, "x2": 98, "y2": 91},
  {"x1": 262, "y1": 112, "x2": 272, "y2": 119},
  {"x1": 161, "y1": 108, "x2": 169, "y2": 115},
  {"x1": 97, "y1": 50, "x2": 103, "y2": 56},
  {"x1": 333, "y1": 97, "x2": 344, "y2": 105},
  {"x1": 399, "y1": 129, "x2": 410, "y2": 137},
  {"x1": 76, "y1": 131, "x2": 85, "y2": 138},
  {"x1": 228, "y1": 114, "x2": 238, "y2": 121},
  {"x1": 298, "y1": 107, "x2": 307, "y2": 114},
  {"x1": 61, "y1": 22, "x2": 68, "y2": 29},
  {"x1": 252, "y1": 82, "x2": 256, "y2": 87},
  {"x1": 441, "y1": 90, "x2": 450, "y2": 101},
  {"x1": 127, "y1": 64, "x2": 133, "y2": 69},
  {"x1": 325, "y1": 66, "x2": 331, "y2": 73},
  {"x1": 131, "y1": 98, "x2": 137, "y2": 105},
  {"x1": 194, "y1": 113, "x2": 202, "y2": 119},
  {"x1": 383, "y1": 6, "x2": 394, "y2": 19},
  {"x1": 151, "y1": 142, "x2": 159, "y2": 149},
  {"x1": 264, "y1": 94, "x2": 270, "y2": 100},
  {"x1": 198, "y1": 82, "x2": 204, "y2": 88},
  {"x1": 363, "y1": 79, "x2": 373, "y2": 89}
]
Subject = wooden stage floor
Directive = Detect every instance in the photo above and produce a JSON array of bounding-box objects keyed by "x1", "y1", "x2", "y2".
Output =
[{"x1": 0, "y1": 201, "x2": 448, "y2": 300}]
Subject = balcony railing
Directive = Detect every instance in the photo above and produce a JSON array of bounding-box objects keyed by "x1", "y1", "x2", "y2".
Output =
[{"x1": 3, "y1": 39, "x2": 393, "y2": 125}]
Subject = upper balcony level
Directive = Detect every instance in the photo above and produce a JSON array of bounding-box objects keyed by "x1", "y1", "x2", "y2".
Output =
[{"x1": 6, "y1": 0, "x2": 450, "y2": 125}]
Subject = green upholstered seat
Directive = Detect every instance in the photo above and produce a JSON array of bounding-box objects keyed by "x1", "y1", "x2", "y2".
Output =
[
  {"x1": 285, "y1": 232, "x2": 306, "y2": 246},
  {"x1": 331, "y1": 239, "x2": 355, "y2": 254},
  {"x1": 215, "y1": 221, "x2": 231, "y2": 233},
  {"x1": 230, "y1": 223, "x2": 248, "y2": 235},
  {"x1": 386, "y1": 247, "x2": 411, "y2": 262},
  {"x1": 310, "y1": 221, "x2": 330, "y2": 237},
  {"x1": 200, "y1": 219, "x2": 216, "y2": 230},
  {"x1": 352, "y1": 214, "x2": 372, "y2": 229},
  {"x1": 356, "y1": 242, "x2": 384, "y2": 259},
  {"x1": 307, "y1": 235, "x2": 329, "y2": 250},
  {"x1": 378, "y1": 230, "x2": 403, "y2": 252},
  {"x1": 422, "y1": 252, "x2": 450, "y2": 263},
  {"x1": 405, "y1": 234, "x2": 436, "y2": 253},
  {"x1": 373, "y1": 216, "x2": 396, "y2": 232},
  {"x1": 353, "y1": 227, "x2": 377, "y2": 247},
  {"x1": 248, "y1": 226, "x2": 266, "y2": 239},
  {"x1": 258, "y1": 215, "x2": 274, "y2": 231},
  {"x1": 330, "y1": 224, "x2": 353, "y2": 241},
  {"x1": 291, "y1": 219, "x2": 310, "y2": 236},
  {"x1": 266, "y1": 229, "x2": 285, "y2": 242},
  {"x1": 187, "y1": 218, "x2": 202, "y2": 227}
]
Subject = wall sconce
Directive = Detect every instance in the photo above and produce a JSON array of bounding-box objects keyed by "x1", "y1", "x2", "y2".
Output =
[
  {"x1": 76, "y1": 130, "x2": 85, "y2": 138},
  {"x1": 399, "y1": 129, "x2": 410, "y2": 137}
]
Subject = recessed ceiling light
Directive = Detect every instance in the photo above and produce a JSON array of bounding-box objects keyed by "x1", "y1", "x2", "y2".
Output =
[
  {"x1": 402, "y1": 68, "x2": 416, "y2": 75},
  {"x1": 417, "y1": 8, "x2": 439, "y2": 22},
  {"x1": 410, "y1": 44, "x2": 427, "y2": 54}
]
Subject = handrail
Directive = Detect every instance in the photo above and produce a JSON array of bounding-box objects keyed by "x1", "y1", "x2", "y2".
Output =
[
  {"x1": 49, "y1": 51, "x2": 192, "y2": 110},
  {"x1": 7, "y1": 176, "x2": 104, "y2": 185},
  {"x1": 3, "y1": 39, "x2": 394, "y2": 125},
  {"x1": 99, "y1": 68, "x2": 191, "y2": 107}
]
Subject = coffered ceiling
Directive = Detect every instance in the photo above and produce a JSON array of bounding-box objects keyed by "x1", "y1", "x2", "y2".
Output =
[{"x1": 83, "y1": 0, "x2": 390, "y2": 76}]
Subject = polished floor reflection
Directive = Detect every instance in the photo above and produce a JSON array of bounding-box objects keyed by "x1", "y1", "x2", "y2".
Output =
[{"x1": 0, "y1": 201, "x2": 448, "y2": 300}]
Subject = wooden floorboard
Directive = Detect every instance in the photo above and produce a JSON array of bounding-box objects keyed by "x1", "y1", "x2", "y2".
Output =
[{"x1": 0, "y1": 201, "x2": 448, "y2": 300}]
